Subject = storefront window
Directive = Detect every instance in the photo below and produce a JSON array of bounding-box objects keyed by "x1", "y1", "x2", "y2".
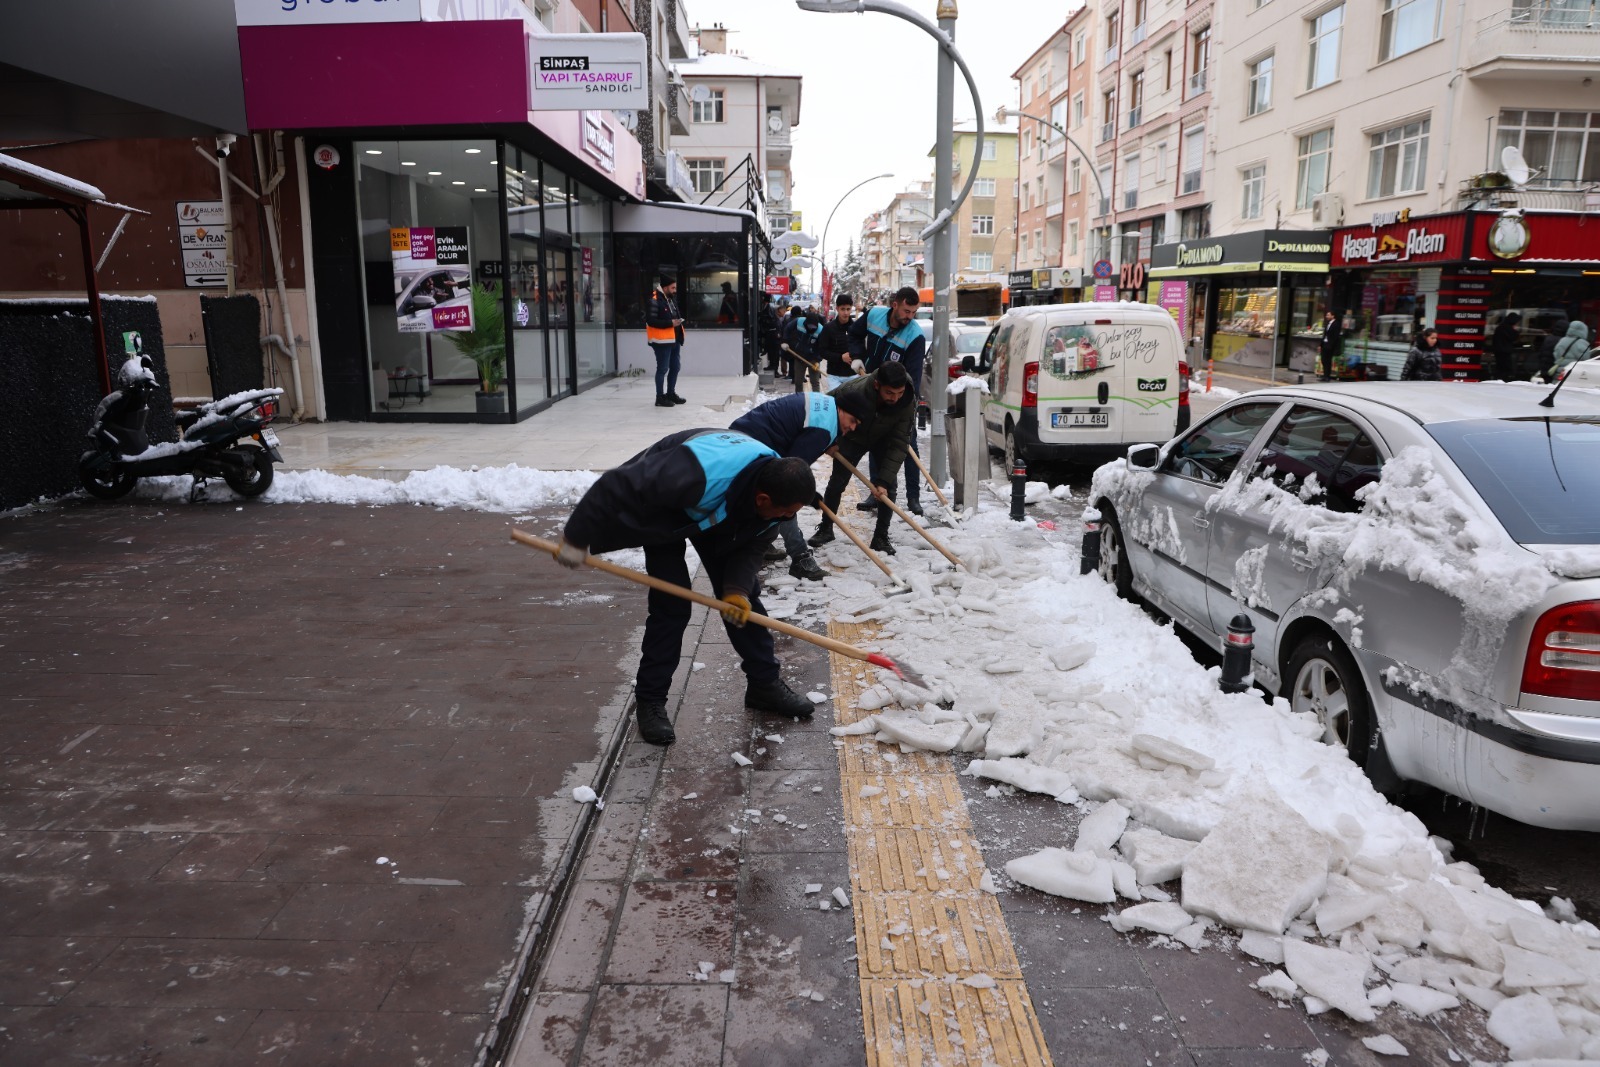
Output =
[
  {"x1": 507, "y1": 148, "x2": 547, "y2": 413},
  {"x1": 1212, "y1": 284, "x2": 1280, "y2": 370},
  {"x1": 572, "y1": 178, "x2": 613, "y2": 387},
  {"x1": 615, "y1": 233, "x2": 747, "y2": 330},
  {"x1": 356, "y1": 137, "x2": 503, "y2": 416},
  {"x1": 1345, "y1": 270, "x2": 1420, "y2": 376}
]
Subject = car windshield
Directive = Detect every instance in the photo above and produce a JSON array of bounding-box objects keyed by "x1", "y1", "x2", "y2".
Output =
[
  {"x1": 1427, "y1": 416, "x2": 1600, "y2": 544},
  {"x1": 955, "y1": 332, "x2": 988, "y2": 353}
]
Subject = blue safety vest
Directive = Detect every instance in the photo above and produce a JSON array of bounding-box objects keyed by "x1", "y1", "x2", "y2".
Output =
[{"x1": 682, "y1": 432, "x2": 779, "y2": 531}]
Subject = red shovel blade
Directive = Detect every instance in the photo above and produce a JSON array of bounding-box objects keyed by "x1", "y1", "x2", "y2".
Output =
[{"x1": 866, "y1": 652, "x2": 928, "y2": 689}]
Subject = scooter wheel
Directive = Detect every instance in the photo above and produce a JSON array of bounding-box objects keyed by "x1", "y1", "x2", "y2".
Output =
[
  {"x1": 78, "y1": 452, "x2": 136, "y2": 500},
  {"x1": 223, "y1": 444, "x2": 275, "y2": 498}
]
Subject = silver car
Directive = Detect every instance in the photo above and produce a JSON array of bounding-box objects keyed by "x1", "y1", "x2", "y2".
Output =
[{"x1": 1091, "y1": 382, "x2": 1600, "y2": 830}]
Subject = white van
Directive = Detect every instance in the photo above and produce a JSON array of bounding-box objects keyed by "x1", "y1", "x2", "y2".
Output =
[{"x1": 977, "y1": 302, "x2": 1190, "y2": 469}]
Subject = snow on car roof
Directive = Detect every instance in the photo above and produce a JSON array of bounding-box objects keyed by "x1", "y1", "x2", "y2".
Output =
[{"x1": 1237, "y1": 380, "x2": 1600, "y2": 427}]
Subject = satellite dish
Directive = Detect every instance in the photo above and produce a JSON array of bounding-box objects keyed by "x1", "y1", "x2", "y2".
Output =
[
  {"x1": 690, "y1": 84, "x2": 712, "y2": 104},
  {"x1": 1502, "y1": 145, "x2": 1533, "y2": 187}
]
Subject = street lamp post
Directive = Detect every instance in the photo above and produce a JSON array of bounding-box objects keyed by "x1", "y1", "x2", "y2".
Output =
[
  {"x1": 817, "y1": 172, "x2": 894, "y2": 299},
  {"x1": 798, "y1": 0, "x2": 987, "y2": 487}
]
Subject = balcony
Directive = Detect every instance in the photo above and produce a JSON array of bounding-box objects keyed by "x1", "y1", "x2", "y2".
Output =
[
  {"x1": 1123, "y1": 190, "x2": 1139, "y2": 209},
  {"x1": 1103, "y1": 43, "x2": 1121, "y2": 65},
  {"x1": 1047, "y1": 136, "x2": 1067, "y2": 161},
  {"x1": 1047, "y1": 198, "x2": 1064, "y2": 217},
  {"x1": 1127, "y1": 106, "x2": 1142, "y2": 128},
  {"x1": 1186, "y1": 67, "x2": 1208, "y2": 97},
  {"x1": 1097, "y1": 197, "x2": 1112, "y2": 217},
  {"x1": 1180, "y1": 169, "x2": 1203, "y2": 194},
  {"x1": 1468, "y1": 4, "x2": 1600, "y2": 78},
  {"x1": 667, "y1": 81, "x2": 691, "y2": 136},
  {"x1": 1130, "y1": 22, "x2": 1148, "y2": 45},
  {"x1": 1457, "y1": 175, "x2": 1600, "y2": 209},
  {"x1": 1099, "y1": 121, "x2": 1116, "y2": 144}
]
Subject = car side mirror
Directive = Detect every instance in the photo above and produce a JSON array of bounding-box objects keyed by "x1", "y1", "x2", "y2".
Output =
[
  {"x1": 961, "y1": 355, "x2": 976, "y2": 372},
  {"x1": 412, "y1": 294, "x2": 437, "y2": 310},
  {"x1": 1126, "y1": 443, "x2": 1160, "y2": 470}
]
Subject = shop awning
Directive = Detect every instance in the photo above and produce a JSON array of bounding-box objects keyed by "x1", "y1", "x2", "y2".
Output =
[{"x1": 1151, "y1": 229, "x2": 1331, "y2": 279}]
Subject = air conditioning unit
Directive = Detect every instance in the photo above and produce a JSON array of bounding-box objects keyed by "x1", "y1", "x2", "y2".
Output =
[{"x1": 1310, "y1": 192, "x2": 1344, "y2": 226}]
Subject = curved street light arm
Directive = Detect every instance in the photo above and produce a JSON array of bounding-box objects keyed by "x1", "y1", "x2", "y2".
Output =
[
  {"x1": 797, "y1": 0, "x2": 985, "y2": 242},
  {"x1": 818, "y1": 171, "x2": 893, "y2": 297},
  {"x1": 999, "y1": 106, "x2": 1106, "y2": 204}
]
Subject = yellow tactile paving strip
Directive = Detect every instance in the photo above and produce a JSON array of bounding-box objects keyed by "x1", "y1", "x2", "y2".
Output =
[{"x1": 829, "y1": 619, "x2": 1054, "y2": 1067}]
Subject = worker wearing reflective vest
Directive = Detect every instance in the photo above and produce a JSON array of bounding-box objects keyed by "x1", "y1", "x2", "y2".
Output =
[
  {"x1": 554, "y1": 429, "x2": 818, "y2": 745},
  {"x1": 647, "y1": 276, "x2": 686, "y2": 408},
  {"x1": 848, "y1": 286, "x2": 927, "y2": 515}
]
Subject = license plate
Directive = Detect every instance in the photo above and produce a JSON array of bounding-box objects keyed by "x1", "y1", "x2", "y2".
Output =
[
  {"x1": 260, "y1": 428, "x2": 280, "y2": 447},
  {"x1": 1052, "y1": 412, "x2": 1109, "y2": 428}
]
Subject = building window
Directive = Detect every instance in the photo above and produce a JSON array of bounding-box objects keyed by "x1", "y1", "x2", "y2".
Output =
[
  {"x1": 973, "y1": 214, "x2": 995, "y2": 235},
  {"x1": 767, "y1": 170, "x2": 786, "y2": 200},
  {"x1": 1100, "y1": 88, "x2": 1117, "y2": 143},
  {"x1": 1307, "y1": 5, "x2": 1343, "y2": 90},
  {"x1": 1070, "y1": 157, "x2": 1083, "y2": 193},
  {"x1": 691, "y1": 88, "x2": 724, "y2": 123},
  {"x1": 1164, "y1": 48, "x2": 1174, "y2": 90},
  {"x1": 1035, "y1": 228, "x2": 1044, "y2": 257},
  {"x1": 1123, "y1": 154, "x2": 1141, "y2": 209},
  {"x1": 1072, "y1": 92, "x2": 1085, "y2": 128},
  {"x1": 1074, "y1": 31, "x2": 1086, "y2": 65},
  {"x1": 1132, "y1": 0, "x2": 1148, "y2": 35},
  {"x1": 982, "y1": 140, "x2": 998, "y2": 161},
  {"x1": 1497, "y1": 109, "x2": 1600, "y2": 182},
  {"x1": 1295, "y1": 127, "x2": 1334, "y2": 209},
  {"x1": 975, "y1": 177, "x2": 997, "y2": 197},
  {"x1": 1155, "y1": 141, "x2": 1168, "y2": 183},
  {"x1": 1098, "y1": 166, "x2": 1113, "y2": 215},
  {"x1": 1241, "y1": 164, "x2": 1266, "y2": 218},
  {"x1": 1021, "y1": 184, "x2": 1030, "y2": 211},
  {"x1": 970, "y1": 252, "x2": 994, "y2": 271},
  {"x1": 1128, "y1": 70, "x2": 1144, "y2": 128},
  {"x1": 687, "y1": 158, "x2": 725, "y2": 194},
  {"x1": 1248, "y1": 54, "x2": 1274, "y2": 115},
  {"x1": 1381, "y1": 0, "x2": 1440, "y2": 61},
  {"x1": 1189, "y1": 26, "x2": 1211, "y2": 95},
  {"x1": 1050, "y1": 99, "x2": 1068, "y2": 140},
  {"x1": 1367, "y1": 117, "x2": 1430, "y2": 197},
  {"x1": 1021, "y1": 233, "x2": 1030, "y2": 261},
  {"x1": 1068, "y1": 220, "x2": 1080, "y2": 256},
  {"x1": 1106, "y1": 11, "x2": 1120, "y2": 52},
  {"x1": 1181, "y1": 125, "x2": 1205, "y2": 193}
]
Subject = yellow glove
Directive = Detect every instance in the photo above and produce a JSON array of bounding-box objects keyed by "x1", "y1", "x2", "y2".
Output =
[{"x1": 719, "y1": 593, "x2": 752, "y2": 627}]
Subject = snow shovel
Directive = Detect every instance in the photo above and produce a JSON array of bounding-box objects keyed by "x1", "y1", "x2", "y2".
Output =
[
  {"x1": 830, "y1": 453, "x2": 966, "y2": 570},
  {"x1": 510, "y1": 530, "x2": 926, "y2": 685},
  {"x1": 902, "y1": 446, "x2": 961, "y2": 526},
  {"x1": 817, "y1": 499, "x2": 907, "y2": 590},
  {"x1": 780, "y1": 343, "x2": 822, "y2": 376}
]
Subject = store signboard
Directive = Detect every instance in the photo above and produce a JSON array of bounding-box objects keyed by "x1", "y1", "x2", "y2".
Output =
[
  {"x1": 528, "y1": 33, "x2": 647, "y2": 111},
  {"x1": 1007, "y1": 271, "x2": 1033, "y2": 290},
  {"x1": 1467, "y1": 211, "x2": 1600, "y2": 263},
  {"x1": 1151, "y1": 230, "x2": 1332, "y2": 277},
  {"x1": 1331, "y1": 213, "x2": 1467, "y2": 268},
  {"x1": 177, "y1": 201, "x2": 228, "y2": 288},
  {"x1": 235, "y1": 0, "x2": 420, "y2": 26},
  {"x1": 765, "y1": 275, "x2": 791, "y2": 295}
]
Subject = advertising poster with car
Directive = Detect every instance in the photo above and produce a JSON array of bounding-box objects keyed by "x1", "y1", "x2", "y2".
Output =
[{"x1": 391, "y1": 226, "x2": 474, "y2": 334}]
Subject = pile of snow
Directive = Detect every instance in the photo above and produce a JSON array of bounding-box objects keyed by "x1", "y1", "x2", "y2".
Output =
[
  {"x1": 121, "y1": 463, "x2": 600, "y2": 512},
  {"x1": 812, "y1": 485, "x2": 1600, "y2": 1062}
]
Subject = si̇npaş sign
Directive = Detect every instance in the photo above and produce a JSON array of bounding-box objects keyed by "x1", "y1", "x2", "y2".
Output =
[{"x1": 528, "y1": 33, "x2": 646, "y2": 110}]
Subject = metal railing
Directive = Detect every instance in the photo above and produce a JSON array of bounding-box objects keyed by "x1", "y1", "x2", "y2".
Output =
[
  {"x1": 1508, "y1": 0, "x2": 1600, "y2": 27},
  {"x1": 1181, "y1": 169, "x2": 1203, "y2": 194},
  {"x1": 1127, "y1": 106, "x2": 1143, "y2": 128},
  {"x1": 1097, "y1": 197, "x2": 1112, "y2": 217},
  {"x1": 1130, "y1": 22, "x2": 1148, "y2": 44},
  {"x1": 1099, "y1": 121, "x2": 1116, "y2": 144},
  {"x1": 1124, "y1": 190, "x2": 1139, "y2": 209},
  {"x1": 1103, "y1": 43, "x2": 1121, "y2": 65},
  {"x1": 1186, "y1": 67, "x2": 1208, "y2": 96}
]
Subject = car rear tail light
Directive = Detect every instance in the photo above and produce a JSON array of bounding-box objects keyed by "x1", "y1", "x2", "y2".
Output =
[
  {"x1": 1178, "y1": 361, "x2": 1190, "y2": 410},
  {"x1": 1023, "y1": 361, "x2": 1039, "y2": 408},
  {"x1": 1522, "y1": 600, "x2": 1600, "y2": 701}
]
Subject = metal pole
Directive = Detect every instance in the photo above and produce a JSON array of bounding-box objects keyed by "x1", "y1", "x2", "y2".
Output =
[
  {"x1": 1269, "y1": 268, "x2": 1282, "y2": 384},
  {"x1": 929, "y1": 0, "x2": 957, "y2": 486}
]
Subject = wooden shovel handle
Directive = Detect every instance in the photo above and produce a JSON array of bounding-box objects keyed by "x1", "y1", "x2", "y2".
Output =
[
  {"x1": 780, "y1": 343, "x2": 821, "y2": 374},
  {"x1": 818, "y1": 501, "x2": 897, "y2": 581},
  {"x1": 831, "y1": 453, "x2": 966, "y2": 569},
  {"x1": 511, "y1": 530, "x2": 885, "y2": 666},
  {"x1": 903, "y1": 445, "x2": 951, "y2": 510}
]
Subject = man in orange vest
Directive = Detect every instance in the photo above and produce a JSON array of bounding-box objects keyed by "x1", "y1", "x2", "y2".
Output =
[{"x1": 647, "y1": 275, "x2": 686, "y2": 407}]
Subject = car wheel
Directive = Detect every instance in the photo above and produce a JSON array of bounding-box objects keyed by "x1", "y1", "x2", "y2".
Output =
[
  {"x1": 1284, "y1": 634, "x2": 1373, "y2": 768},
  {"x1": 1097, "y1": 506, "x2": 1134, "y2": 601},
  {"x1": 1003, "y1": 424, "x2": 1018, "y2": 473}
]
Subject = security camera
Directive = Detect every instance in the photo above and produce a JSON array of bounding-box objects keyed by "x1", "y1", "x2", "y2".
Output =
[{"x1": 215, "y1": 133, "x2": 238, "y2": 158}]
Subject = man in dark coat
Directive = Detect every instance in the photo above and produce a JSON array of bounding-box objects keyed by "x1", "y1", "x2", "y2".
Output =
[
  {"x1": 1318, "y1": 309, "x2": 1343, "y2": 381},
  {"x1": 555, "y1": 430, "x2": 817, "y2": 744},
  {"x1": 849, "y1": 286, "x2": 927, "y2": 514},
  {"x1": 807, "y1": 361, "x2": 915, "y2": 555},
  {"x1": 731, "y1": 389, "x2": 875, "y2": 580},
  {"x1": 758, "y1": 294, "x2": 783, "y2": 374},
  {"x1": 1491, "y1": 312, "x2": 1521, "y2": 380},
  {"x1": 646, "y1": 276, "x2": 686, "y2": 406},
  {"x1": 817, "y1": 293, "x2": 859, "y2": 383}
]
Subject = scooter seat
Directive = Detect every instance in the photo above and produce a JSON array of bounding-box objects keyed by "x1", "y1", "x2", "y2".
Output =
[{"x1": 175, "y1": 410, "x2": 204, "y2": 431}]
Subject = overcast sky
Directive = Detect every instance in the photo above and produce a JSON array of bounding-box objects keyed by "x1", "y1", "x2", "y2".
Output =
[{"x1": 682, "y1": 0, "x2": 1074, "y2": 262}]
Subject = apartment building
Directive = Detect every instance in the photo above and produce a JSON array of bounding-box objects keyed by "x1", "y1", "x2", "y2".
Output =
[
  {"x1": 1196, "y1": 0, "x2": 1600, "y2": 379},
  {"x1": 929, "y1": 119, "x2": 1020, "y2": 282},
  {"x1": 881, "y1": 182, "x2": 934, "y2": 291}
]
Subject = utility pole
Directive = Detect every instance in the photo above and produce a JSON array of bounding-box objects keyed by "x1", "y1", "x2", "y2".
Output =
[{"x1": 929, "y1": 0, "x2": 957, "y2": 487}]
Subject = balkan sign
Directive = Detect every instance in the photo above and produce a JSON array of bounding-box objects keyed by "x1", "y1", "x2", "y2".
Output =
[
  {"x1": 176, "y1": 200, "x2": 228, "y2": 288},
  {"x1": 528, "y1": 33, "x2": 647, "y2": 111}
]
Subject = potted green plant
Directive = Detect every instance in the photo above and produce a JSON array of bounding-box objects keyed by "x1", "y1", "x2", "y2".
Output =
[{"x1": 444, "y1": 281, "x2": 507, "y2": 414}]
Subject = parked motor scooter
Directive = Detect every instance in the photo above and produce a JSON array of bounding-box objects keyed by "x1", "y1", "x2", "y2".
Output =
[{"x1": 79, "y1": 354, "x2": 284, "y2": 501}]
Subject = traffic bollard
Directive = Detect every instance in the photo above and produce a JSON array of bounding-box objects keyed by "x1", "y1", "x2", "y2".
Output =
[
  {"x1": 1219, "y1": 613, "x2": 1255, "y2": 693},
  {"x1": 1079, "y1": 508, "x2": 1101, "y2": 575},
  {"x1": 1009, "y1": 456, "x2": 1027, "y2": 522}
]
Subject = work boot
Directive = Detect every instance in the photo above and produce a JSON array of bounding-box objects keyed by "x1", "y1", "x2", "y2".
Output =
[
  {"x1": 654, "y1": 395, "x2": 673, "y2": 407},
  {"x1": 789, "y1": 552, "x2": 826, "y2": 582},
  {"x1": 807, "y1": 523, "x2": 835, "y2": 548},
  {"x1": 906, "y1": 500, "x2": 924, "y2": 516},
  {"x1": 869, "y1": 532, "x2": 896, "y2": 555},
  {"x1": 745, "y1": 677, "x2": 814, "y2": 718},
  {"x1": 763, "y1": 544, "x2": 789, "y2": 561},
  {"x1": 854, "y1": 498, "x2": 876, "y2": 512},
  {"x1": 635, "y1": 700, "x2": 675, "y2": 745}
]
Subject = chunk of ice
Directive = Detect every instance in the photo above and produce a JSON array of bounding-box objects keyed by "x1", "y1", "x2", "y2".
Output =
[
  {"x1": 1282, "y1": 940, "x2": 1376, "y2": 1023},
  {"x1": 1388, "y1": 982, "x2": 1459, "y2": 1016},
  {"x1": 832, "y1": 887, "x2": 851, "y2": 908},
  {"x1": 804, "y1": 884, "x2": 822, "y2": 894},
  {"x1": 1049, "y1": 642, "x2": 1096, "y2": 672},
  {"x1": 1238, "y1": 930, "x2": 1284, "y2": 965},
  {"x1": 1129, "y1": 733, "x2": 1215, "y2": 772},
  {"x1": 1005, "y1": 848, "x2": 1115, "y2": 904},
  {"x1": 731, "y1": 752, "x2": 753, "y2": 767},
  {"x1": 1182, "y1": 791, "x2": 1330, "y2": 934},
  {"x1": 1073, "y1": 800, "x2": 1130, "y2": 856},
  {"x1": 1499, "y1": 944, "x2": 1586, "y2": 989},
  {"x1": 1256, "y1": 970, "x2": 1297, "y2": 1000},
  {"x1": 807, "y1": 691, "x2": 827, "y2": 704},
  {"x1": 1487, "y1": 994, "x2": 1574, "y2": 1061},
  {"x1": 571, "y1": 786, "x2": 597, "y2": 803},
  {"x1": 1120, "y1": 828, "x2": 1197, "y2": 885},
  {"x1": 1360, "y1": 1035, "x2": 1408, "y2": 1057},
  {"x1": 1113, "y1": 901, "x2": 1193, "y2": 937}
]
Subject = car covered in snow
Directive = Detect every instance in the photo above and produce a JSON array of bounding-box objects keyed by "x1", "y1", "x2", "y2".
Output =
[{"x1": 1091, "y1": 381, "x2": 1600, "y2": 830}]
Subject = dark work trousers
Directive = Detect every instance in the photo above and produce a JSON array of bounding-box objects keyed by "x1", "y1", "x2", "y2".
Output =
[
  {"x1": 820, "y1": 439, "x2": 894, "y2": 538},
  {"x1": 635, "y1": 540, "x2": 779, "y2": 704},
  {"x1": 868, "y1": 422, "x2": 920, "y2": 509}
]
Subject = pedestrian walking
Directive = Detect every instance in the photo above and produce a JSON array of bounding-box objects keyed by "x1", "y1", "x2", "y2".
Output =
[
  {"x1": 1318, "y1": 308, "x2": 1343, "y2": 381},
  {"x1": 731, "y1": 389, "x2": 874, "y2": 581},
  {"x1": 849, "y1": 286, "x2": 927, "y2": 515},
  {"x1": 817, "y1": 293, "x2": 859, "y2": 391},
  {"x1": 647, "y1": 276, "x2": 687, "y2": 407},
  {"x1": 1401, "y1": 327, "x2": 1443, "y2": 381},
  {"x1": 808, "y1": 361, "x2": 915, "y2": 555},
  {"x1": 553, "y1": 429, "x2": 818, "y2": 744},
  {"x1": 1490, "y1": 312, "x2": 1521, "y2": 381},
  {"x1": 785, "y1": 306, "x2": 824, "y2": 393},
  {"x1": 758, "y1": 293, "x2": 782, "y2": 375},
  {"x1": 1548, "y1": 320, "x2": 1592, "y2": 380}
]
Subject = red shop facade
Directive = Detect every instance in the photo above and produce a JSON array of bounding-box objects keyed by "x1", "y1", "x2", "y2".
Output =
[{"x1": 1329, "y1": 210, "x2": 1600, "y2": 381}]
